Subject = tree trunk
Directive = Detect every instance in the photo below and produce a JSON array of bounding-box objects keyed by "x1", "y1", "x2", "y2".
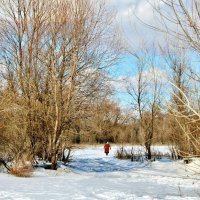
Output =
[
  {"x1": 51, "y1": 152, "x2": 57, "y2": 170},
  {"x1": 147, "y1": 146, "x2": 151, "y2": 160}
]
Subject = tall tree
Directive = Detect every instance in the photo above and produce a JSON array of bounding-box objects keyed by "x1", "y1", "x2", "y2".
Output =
[
  {"x1": 127, "y1": 47, "x2": 162, "y2": 159},
  {"x1": 0, "y1": 0, "x2": 120, "y2": 169}
]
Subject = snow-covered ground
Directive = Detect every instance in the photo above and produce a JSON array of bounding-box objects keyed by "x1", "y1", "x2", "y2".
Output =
[{"x1": 0, "y1": 145, "x2": 200, "y2": 200}]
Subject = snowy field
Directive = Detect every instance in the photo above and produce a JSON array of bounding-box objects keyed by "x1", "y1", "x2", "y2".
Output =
[{"x1": 0, "y1": 145, "x2": 200, "y2": 200}]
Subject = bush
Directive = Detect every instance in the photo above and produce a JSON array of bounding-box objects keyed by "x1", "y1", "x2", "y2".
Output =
[
  {"x1": 151, "y1": 150, "x2": 171, "y2": 160},
  {"x1": 10, "y1": 165, "x2": 33, "y2": 177},
  {"x1": 9, "y1": 155, "x2": 33, "y2": 177},
  {"x1": 115, "y1": 147, "x2": 132, "y2": 159}
]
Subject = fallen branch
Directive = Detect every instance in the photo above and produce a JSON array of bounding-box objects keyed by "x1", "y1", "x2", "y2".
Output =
[{"x1": 0, "y1": 158, "x2": 11, "y2": 171}]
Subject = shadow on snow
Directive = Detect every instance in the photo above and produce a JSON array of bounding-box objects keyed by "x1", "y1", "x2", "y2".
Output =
[{"x1": 68, "y1": 157, "x2": 139, "y2": 172}]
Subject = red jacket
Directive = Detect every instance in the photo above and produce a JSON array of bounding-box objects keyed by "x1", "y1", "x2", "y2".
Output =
[{"x1": 104, "y1": 144, "x2": 111, "y2": 153}]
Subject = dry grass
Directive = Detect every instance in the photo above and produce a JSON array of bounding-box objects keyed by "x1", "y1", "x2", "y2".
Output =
[
  {"x1": 10, "y1": 165, "x2": 33, "y2": 177},
  {"x1": 115, "y1": 147, "x2": 132, "y2": 160}
]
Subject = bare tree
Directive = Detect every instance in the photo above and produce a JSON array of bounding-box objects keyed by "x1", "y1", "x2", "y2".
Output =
[
  {"x1": 128, "y1": 0, "x2": 200, "y2": 159},
  {"x1": 160, "y1": 45, "x2": 193, "y2": 156},
  {"x1": 127, "y1": 47, "x2": 162, "y2": 159},
  {"x1": 0, "y1": 0, "x2": 120, "y2": 169},
  {"x1": 153, "y1": 0, "x2": 200, "y2": 157}
]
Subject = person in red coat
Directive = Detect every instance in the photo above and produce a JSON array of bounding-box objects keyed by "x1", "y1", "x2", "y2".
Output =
[{"x1": 104, "y1": 142, "x2": 111, "y2": 156}]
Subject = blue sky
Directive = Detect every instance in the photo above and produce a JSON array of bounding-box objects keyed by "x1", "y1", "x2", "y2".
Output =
[
  {"x1": 107, "y1": 0, "x2": 200, "y2": 110},
  {"x1": 109, "y1": 56, "x2": 135, "y2": 108},
  {"x1": 108, "y1": 0, "x2": 161, "y2": 107}
]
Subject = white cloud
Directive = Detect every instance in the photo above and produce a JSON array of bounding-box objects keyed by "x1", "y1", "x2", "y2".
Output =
[
  {"x1": 108, "y1": 0, "x2": 168, "y2": 49},
  {"x1": 135, "y1": 1, "x2": 153, "y2": 21},
  {"x1": 110, "y1": 67, "x2": 167, "y2": 94}
]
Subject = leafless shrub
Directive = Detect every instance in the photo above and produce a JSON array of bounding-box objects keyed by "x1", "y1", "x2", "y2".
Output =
[
  {"x1": 168, "y1": 146, "x2": 179, "y2": 160},
  {"x1": 151, "y1": 150, "x2": 171, "y2": 160},
  {"x1": 9, "y1": 155, "x2": 33, "y2": 177},
  {"x1": 115, "y1": 146, "x2": 132, "y2": 160},
  {"x1": 10, "y1": 165, "x2": 33, "y2": 177},
  {"x1": 115, "y1": 147, "x2": 144, "y2": 161},
  {"x1": 61, "y1": 146, "x2": 74, "y2": 164}
]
